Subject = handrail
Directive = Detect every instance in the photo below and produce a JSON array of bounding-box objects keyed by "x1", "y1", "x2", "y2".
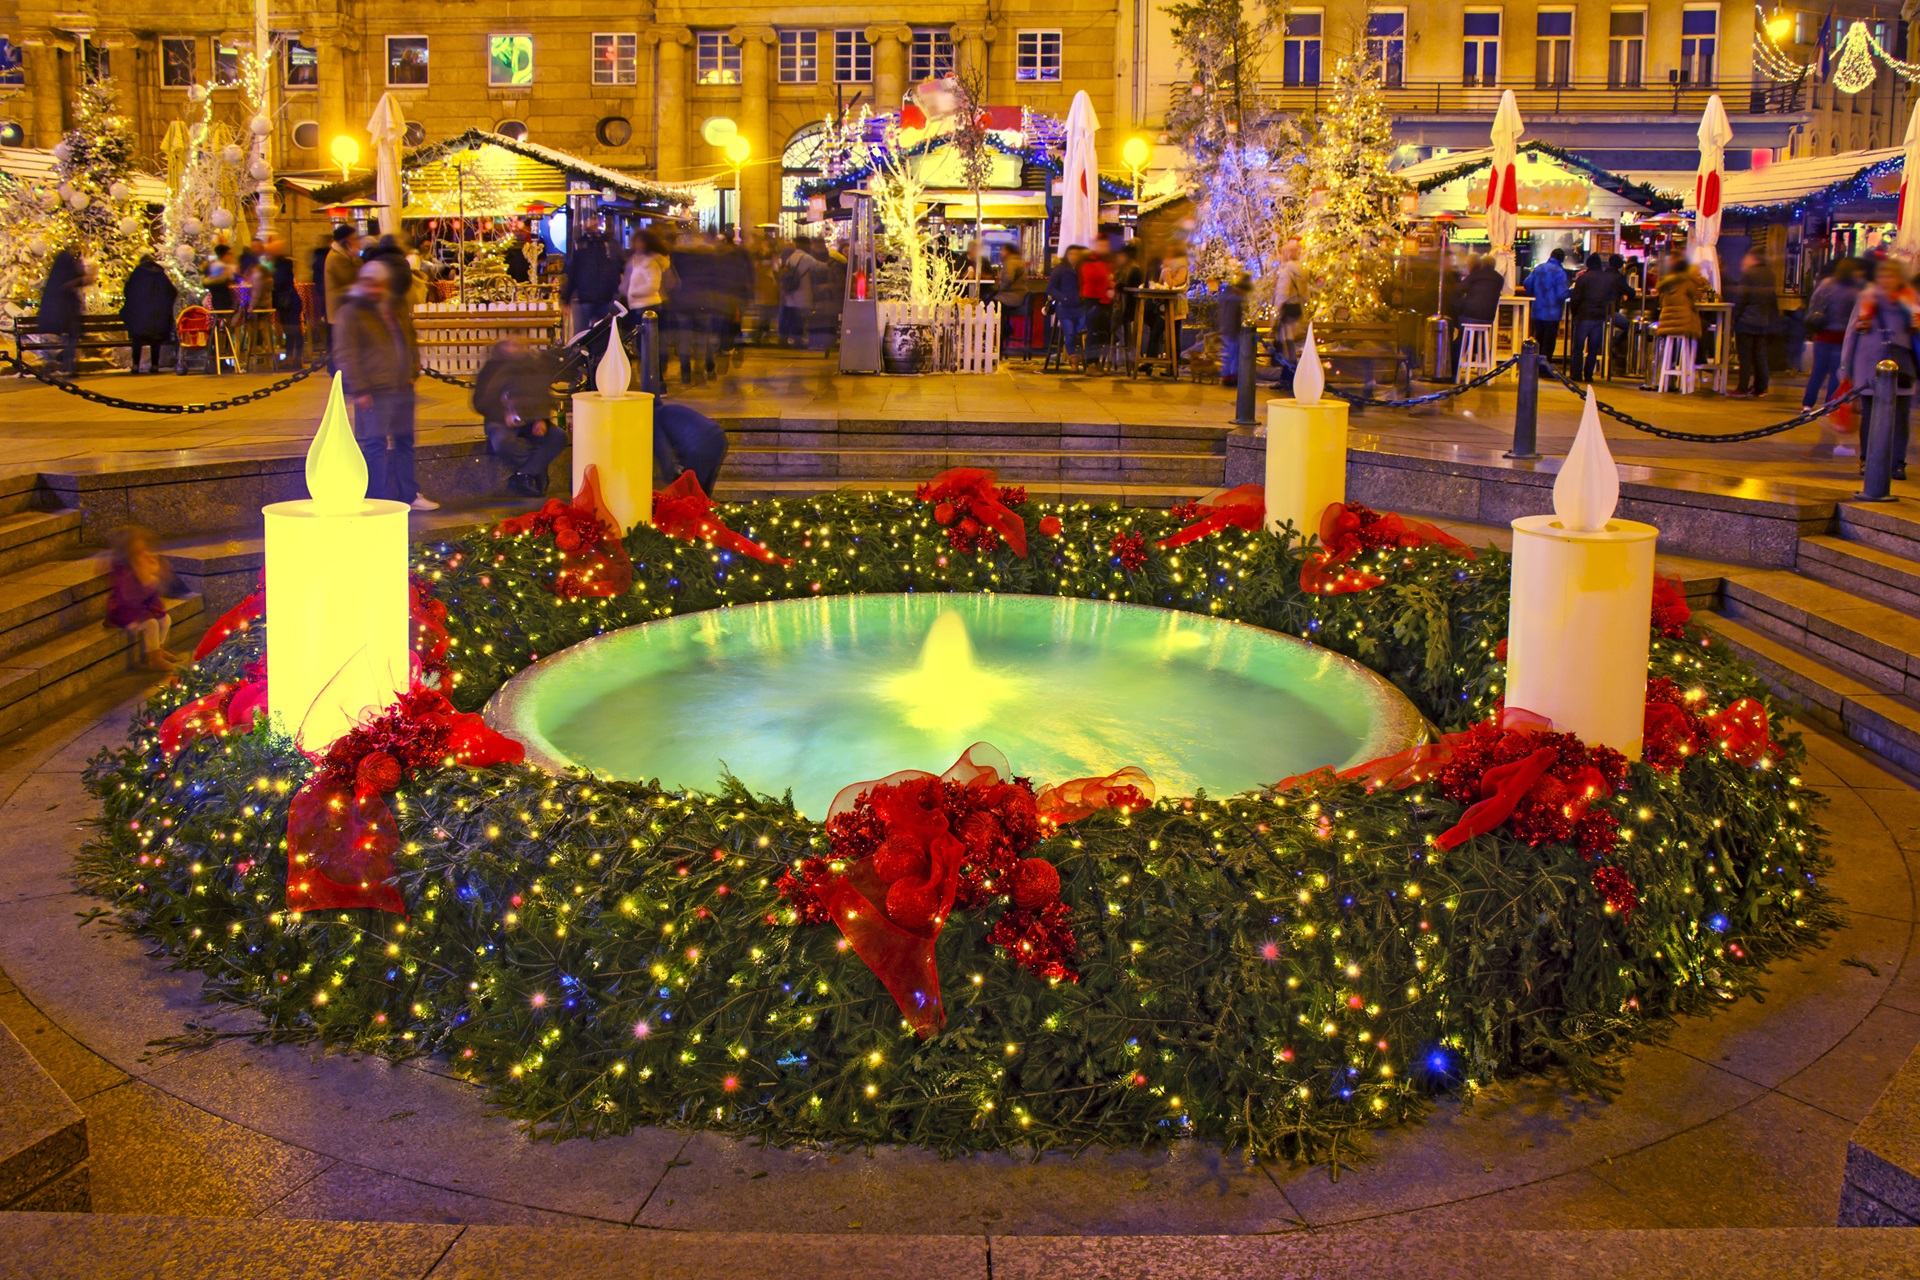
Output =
[{"x1": 1227, "y1": 78, "x2": 1805, "y2": 116}]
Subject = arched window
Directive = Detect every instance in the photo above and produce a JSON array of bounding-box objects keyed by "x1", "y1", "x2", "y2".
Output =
[{"x1": 780, "y1": 122, "x2": 830, "y2": 238}]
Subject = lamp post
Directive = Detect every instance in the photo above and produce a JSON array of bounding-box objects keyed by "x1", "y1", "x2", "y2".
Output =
[
  {"x1": 724, "y1": 134, "x2": 750, "y2": 240},
  {"x1": 1122, "y1": 136, "x2": 1150, "y2": 206}
]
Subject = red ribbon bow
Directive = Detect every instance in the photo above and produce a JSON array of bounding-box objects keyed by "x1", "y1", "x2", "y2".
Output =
[
  {"x1": 1300, "y1": 501, "x2": 1473, "y2": 595},
  {"x1": 652, "y1": 471, "x2": 793, "y2": 567},
  {"x1": 1704, "y1": 697, "x2": 1777, "y2": 766},
  {"x1": 1155, "y1": 485, "x2": 1266, "y2": 550},
  {"x1": 495, "y1": 466, "x2": 637, "y2": 597},
  {"x1": 192, "y1": 587, "x2": 265, "y2": 662},
  {"x1": 287, "y1": 686, "x2": 524, "y2": 916},
  {"x1": 1035, "y1": 766, "x2": 1156, "y2": 825},
  {"x1": 158, "y1": 666, "x2": 269, "y2": 756},
  {"x1": 917, "y1": 467, "x2": 1029, "y2": 559}
]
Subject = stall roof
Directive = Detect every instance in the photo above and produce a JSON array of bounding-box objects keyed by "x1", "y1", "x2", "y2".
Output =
[
  {"x1": 304, "y1": 129, "x2": 703, "y2": 209},
  {"x1": 0, "y1": 147, "x2": 168, "y2": 204},
  {"x1": 1396, "y1": 142, "x2": 1683, "y2": 211},
  {"x1": 1705, "y1": 147, "x2": 1903, "y2": 212}
]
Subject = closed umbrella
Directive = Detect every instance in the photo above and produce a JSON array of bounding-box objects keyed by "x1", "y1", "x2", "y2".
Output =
[
  {"x1": 1057, "y1": 90, "x2": 1101, "y2": 253},
  {"x1": 1485, "y1": 90, "x2": 1524, "y2": 290},
  {"x1": 1895, "y1": 107, "x2": 1920, "y2": 263},
  {"x1": 367, "y1": 93, "x2": 408, "y2": 237},
  {"x1": 1691, "y1": 94, "x2": 1732, "y2": 292}
]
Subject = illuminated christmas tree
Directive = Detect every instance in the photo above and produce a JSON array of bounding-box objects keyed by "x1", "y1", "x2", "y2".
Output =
[
  {"x1": 1275, "y1": 55, "x2": 1407, "y2": 320},
  {"x1": 50, "y1": 79, "x2": 151, "y2": 309}
]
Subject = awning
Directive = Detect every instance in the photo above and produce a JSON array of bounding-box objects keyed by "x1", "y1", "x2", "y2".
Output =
[
  {"x1": 0, "y1": 146, "x2": 168, "y2": 204},
  {"x1": 1397, "y1": 142, "x2": 1682, "y2": 210},
  {"x1": 304, "y1": 128, "x2": 704, "y2": 210},
  {"x1": 1703, "y1": 147, "x2": 1903, "y2": 212}
]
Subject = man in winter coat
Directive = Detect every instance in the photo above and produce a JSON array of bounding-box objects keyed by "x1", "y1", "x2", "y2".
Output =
[
  {"x1": 1522, "y1": 248, "x2": 1570, "y2": 360},
  {"x1": 267, "y1": 237, "x2": 305, "y2": 368},
  {"x1": 562, "y1": 218, "x2": 624, "y2": 333},
  {"x1": 334, "y1": 260, "x2": 432, "y2": 509},
  {"x1": 1048, "y1": 246, "x2": 1089, "y2": 368},
  {"x1": 1565, "y1": 254, "x2": 1625, "y2": 381},
  {"x1": 37, "y1": 248, "x2": 88, "y2": 375},
  {"x1": 119, "y1": 255, "x2": 177, "y2": 374},
  {"x1": 1728, "y1": 250, "x2": 1779, "y2": 397},
  {"x1": 473, "y1": 337, "x2": 567, "y2": 498}
]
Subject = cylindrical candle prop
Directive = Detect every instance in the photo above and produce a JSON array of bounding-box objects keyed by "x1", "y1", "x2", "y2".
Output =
[
  {"x1": 1264, "y1": 325, "x2": 1349, "y2": 536},
  {"x1": 1505, "y1": 388, "x2": 1657, "y2": 759},
  {"x1": 265, "y1": 374, "x2": 411, "y2": 750},
  {"x1": 571, "y1": 324, "x2": 655, "y2": 530}
]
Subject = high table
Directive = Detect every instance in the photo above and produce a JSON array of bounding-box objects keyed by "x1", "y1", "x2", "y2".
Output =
[
  {"x1": 1128, "y1": 286, "x2": 1186, "y2": 380},
  {"x1": 1496, "y1": 295, "x2": 1533, "y2": 356},
  {"x1": 1696, "y1": 301, "x2": 1734, "y2": 394}
]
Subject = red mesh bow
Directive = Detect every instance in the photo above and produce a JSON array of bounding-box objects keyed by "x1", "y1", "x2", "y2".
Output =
[
  {"x1": 1652, "y1": 575, "x2": 1693, "y2": 639},
  {"x1": 916, "y1": 468, "x2": 1028, "y2": 559},
  {"x1": 1300, "y1": 501, "x2": 1473, "y2": 595},
  {"x1": 495, "y1": 466, "x2": 636, "y2": 598},
  {"x1": 159, "y1": 665, "x2": 269, "y2": 757},
  {"x1": 193, "y1": 587, "x2": 264, "y2": 661},
  {"x1": 286, "y1": 686, "x2": 523, "y2": 916},
  {"x1": 1705, "y1": 697, "x2": 1777, "y2": 766},
  {"x1": 1155, "y1": 485, "x2": 1266, "y2": 550},
  {"x1": 653, "y1": 471, "x2": 793, "y2": 567},
  {"x1": 1035, "y1": 766, "x2": 1156, "y2": 824}
]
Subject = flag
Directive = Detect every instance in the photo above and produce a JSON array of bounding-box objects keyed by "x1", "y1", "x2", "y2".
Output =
[{"x1": 1820, "y1": 8, "x2": 1836, "y2": 79}]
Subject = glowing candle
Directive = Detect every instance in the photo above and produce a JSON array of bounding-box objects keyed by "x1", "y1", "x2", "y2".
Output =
[
  {"x1": 1264, "y1": 324, "x2": 1349, "y2": 537},
  {"x1": 263, "y1": 374, "x2": 411, "y2": 749},
  {"x1": 1506, "y1": 389, "x2": 1657, "y2": 758},
  {"x1": 571, "y1": 329, "x2": 654, "y2": 530}
]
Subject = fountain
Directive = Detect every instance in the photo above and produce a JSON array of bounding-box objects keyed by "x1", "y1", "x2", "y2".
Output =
[{"x1": 486, "y1": 594, "x2": 1426, "y2": 816}]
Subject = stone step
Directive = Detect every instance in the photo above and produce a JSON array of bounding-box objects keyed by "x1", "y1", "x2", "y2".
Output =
[
  {"x1": 710, "y1": 476, "x2": 1214, "y2": 507},
  {"x1": 1696, "y1": 609, "x2": 1920, "y2": 774},
  {"x1": 0, "y1": 509, "x2": 83, "y2": 578},
  {"x1": 0, "y1": 1214, "x2": 1913, "y2": 1279},
  {"x1": 723, "y1": 423, "x2": 1230, "y2": 455},
  {"x1": 1719, "y1": 570, "x2": 1920, "y2": 700},
  {"x1": 0, "y1": 1023, "x2": 87, "y2": 1212},
  {"x1": 0, "y1": 557, "x2": 118, "y2": 664},
  {"x1": 1837, "y1": 500, "x2": 1920, "y2": 561},
  {"x1": 0, "y1": 593, "x2": 203, "y2": 740},
  {"x1": 723, "y1": 445, "x2": 1224, "y2": 485},
  {"x1": 1797, "y1": 534, "x2": 1920, "y2": 616}
]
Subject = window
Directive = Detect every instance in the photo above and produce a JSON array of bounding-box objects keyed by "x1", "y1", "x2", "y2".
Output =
[
  {"x1": 161, "y1": 37, "x2": 196, "y2": 88},
  {"x1": 834, "y1": 30, "x2": 872, "y2": 83},
  {"x1": 1608, "y1": 10, "x2": 1645, "y2": 88},
  {"x1": 1283, "y1": 11, "x2": 1323, "y2": 87},
  {"x1": 1462, "y1": 11, "x2": 1501, "y2": 86},
  {"x1": 488, "y1": 35, "x2": 533, "y2": 87},
  {"x1": 292, "y1": 120, "x2": 320, "y2": 149},
  {"x1": 0, "y1": 37, "x2": 20, "y2": 89},
  {"x1": 593, "y1": 33, "x2": 637, "y2": 86},
  {"x1": 496, "y1": 119, "x2": 528, "y2": 140},
  {"x1": 1366, "y1": 10, "x2": 1405, "y2": 87},
  {"x1": 1794, "y1": 9, "x2": 1821, "y2": 45},
  {"x1": 1680, "y1": 7, "x2": 1717, "y2": 85},
  {"x1": 696, "y1": 31, "x2": 740, "y2": 85},
  {"x1": 0, "y1": 121, "x2": 24, "y2": 147},
  {"x1": 1017, "y1": 30, "x2": 1062, "y2": 82},
  {"x1": 910, "y1": 28, "x2": 953, "y2": 82},
  {"x1": 779, "y1": 30, "x2": 818, "y2": 84},
  {"x1": 403, "y1": 121, "x2": 426, "y2": 146},
  {"x1": 213, "y1": 40, "x2": 241, "y2": 87},
  {"x1": 285, "y1": 39, "x2": 317, "y2": 87},
  {"x1": 80, "y1": 36, "x2": 108, "y2": 85},
  {"x1": 1535, "y1": 10, "x2": 1572, "y2": 87},
  {"x1": 387, "y1": 36, "x2": 428, "y2": 86}
]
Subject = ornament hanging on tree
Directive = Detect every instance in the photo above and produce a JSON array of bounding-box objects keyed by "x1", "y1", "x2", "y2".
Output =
[
  {"x1": 182, "y1": 216, "x2": 203, "y2": 236},
  {"x1": 67, "y1": 191, "x2": 90, "y2": 211},
  {"x1": 116, "y1": 214, "x2": 141, "y2": 236},
  {"x1": 173, "y1": 243, "x2": 196, "y2": 263},
  {"x1": 209, "y1": 206, "x2": 234, "y2": 230},
  {"x1": 188, "y1": 84, "x2": 208, "y2": 103},
  {"x1": 248, "y1": 159, "x2": 270, "y2": 181},
  {"x1": 221, "y1": 144, "x2": 243, "y2": 165},
  {"x1": 108, "y1": 180, "x2": 129, "y2": 203},
  {"x1": 50, "y1": 142, "x2": 72, "y2": 163},
  {"x1": 249, "y1": 114, "x2": 272, "y2": 137},
  {"x1": 37, "y1": 189, "x2": 58, "y2": 211},
  {"x1": 29, "y1": 238, "x2": 48, "y2": 256}
]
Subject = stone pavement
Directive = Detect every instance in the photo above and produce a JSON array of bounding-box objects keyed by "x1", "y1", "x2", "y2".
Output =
[{"x1": 0, "y1": 678, "x2": 1915, "y2": 1249}]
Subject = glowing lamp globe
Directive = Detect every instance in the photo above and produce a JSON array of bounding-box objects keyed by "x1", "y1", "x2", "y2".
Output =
[
  {"x1": 263, "y1": 374, "x2": 411, "y2": 749},
  {"x1": 724, "y1": 135, "x2": 751, "y2": 165},
  {"x1": 329, "y1": 135, "x2": 361, "y2": 170},
  {"x1": 702, "y1": 117, "x2": 738, "y2": 147},
  {"x1": 1122, "y1": 136, "x2": 1151, "y2": 170}
]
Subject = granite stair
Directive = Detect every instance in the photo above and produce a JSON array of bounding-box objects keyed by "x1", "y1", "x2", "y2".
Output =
[{"x1": 1704, "y1": 502, "x2": 1920, "y2": 775}]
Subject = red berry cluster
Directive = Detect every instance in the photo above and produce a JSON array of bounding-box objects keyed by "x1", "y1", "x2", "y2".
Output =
[
  {"x1": 1642, "y1": 677, "x2": 1707, "y2": 774},
  {"x1": 1436, "y1": 720, "x2": 1629, "y2": 858},
  {"x1": 1110, "y1": 531, "x2": 1148, "y2": 572},
  {"x1": 1651, "y1": 576, "x2": 1693, "y2": 640}
]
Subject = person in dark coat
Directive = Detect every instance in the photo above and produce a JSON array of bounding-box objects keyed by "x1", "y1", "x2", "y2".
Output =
[
  {"x1": 1566, "y1": 253, "x2": 1625, "y2": 381},
  {"x1": 267, "y1": 237, "x2": 305, "y2": 368},
  {"x1": 1728, "y1": 250, "x2": 1780, "y2": 397},
  {"x1": 38, "y1": 248, "x2": 87, "y2": 374},
  {"x1": 562, "y1": 218, "x2": 624, "y2": 332},
  {"x1": 1455, "y1": 256, "x2": 1506, "y2": 326},
  {"x1": 655, "y1": 400, "x2": 730, "y2": 497},
  {"x1": 119, "y1": 255, "x2": 177, "y2": 374},
  {"x1": 473, "y1": 337, "x2": 568, "y2": 498},
  {"x1": 1047, "y1": 246, "x2": 1088, "y2": 368}
]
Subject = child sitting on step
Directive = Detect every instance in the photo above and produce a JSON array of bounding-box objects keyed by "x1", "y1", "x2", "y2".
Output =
[{"x1": 105, "y1": 526, "x2": 180, "y2": 670}]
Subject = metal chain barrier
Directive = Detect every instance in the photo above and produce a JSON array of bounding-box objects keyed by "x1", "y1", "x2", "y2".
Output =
[
  {"x1": 1269, "y1": 353, "x2": 1522, "y2": 408},
  {"x1": 421, "y1": 365, "x2": 477, "y2": 389},
  {"x1": 1536, "y1": 360, "x2": 1860, "y2": 444},
  {"x1": 2, "y1": 351, "x2": 323, "y2": 415}
]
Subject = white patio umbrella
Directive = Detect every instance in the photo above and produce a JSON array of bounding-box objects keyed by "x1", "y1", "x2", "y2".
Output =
[
  {"x1": 1056, "y1": 90, "x2": 1101, "y2": 253},
  {"x1": 1691, "y1": 94, "x2": 1733, "y2": 292},
  {"x1": 366, "y1": 92, "x2": 408, "y2": 236},
  {"x1": 1485, "y1": 90, "x2": 1524, "y2": 289},
  {"x1": 1894, "y1": 106, "x2": 1920, "y2": 264}
]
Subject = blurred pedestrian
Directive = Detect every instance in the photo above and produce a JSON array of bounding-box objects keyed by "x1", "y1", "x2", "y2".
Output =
[
  {"x1": 104, "y1": 525, "x2": 181, "y2": 670},
  {"x1": 1079, "y1": 246, "x2": 1115, "y2": 370},
  {"x1": 473, "y1": 337, "x2": 567, "y2": 498},
  {"x1": 323, "y1": 224, "x2": 362, "y2": 369},
  {"x1": 775, "y1": 237, "x2": 819, "y2": 347},
  {"x1": 38, "y1": 248, "x2": 88, "y2": 375},
  {"x1": 334, "y1": 260, "x2": 435, "y2": 509},
  {"x1": 1728, "y1": 249, "x2": 1779, "y2": 397},
  {"x1": 1841, "y1": 255, "x2": 1920, "y2": 478},
  {"x1": 1523, "y1": 248, "x2": 1570, "y2": 360},
  {"x1": 267, "y1": 237, "x2": 304, "y2": 367},
  {"x1": 119, "y1": 253, "x2": 176, "y2": 374},
  {"x1": 562, "y1": 215, "x2": 623, "y2": 334},
  {"x1": 1048, "y1": 245, "x2": 1088, "y2": 369},
  {"x1": 656, "y1": 401, "x2": 730, "y2": 497},
  {"x1": 1270, "y1": 236, "x2": 1308, "y2": 361},
  {"x1": 1803, "y1": 258, "x2": 1862, "y2": 410}
]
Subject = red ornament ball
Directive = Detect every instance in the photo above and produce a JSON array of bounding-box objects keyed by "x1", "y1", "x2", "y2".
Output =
[
  {"x1": 355, "y1": 751, "x2": 403, "y2": 794},
  {"x1": 885, "y1": 878, "x2": 942, "y2": 931},
  {"x1": 1008, "y1": 857, "x2": 1061, "y2": 908},
  {"x1": 1039, "y1": 515, "x2": 1062, "y2": 537},
  {"x1": 934, "y1": 502, "x2": 956, "y2": 526},
  {"x1": 872, "y1": 833, "x2": 931, "y2": 885}
]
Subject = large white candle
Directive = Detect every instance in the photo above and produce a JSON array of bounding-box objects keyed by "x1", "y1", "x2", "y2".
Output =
[
  {"x1": 264, "y1": 374, "x2": 411, "y2": 749},
  {"x1": 1264, "y1": 325, "x2": 1349, "y2": 536},
  {"x1": 571, "y1": 328, "x2": 654, "y2": 530},
  {"x1": 1506, "y1": 389, "x2": 1657, "y2": 759}
]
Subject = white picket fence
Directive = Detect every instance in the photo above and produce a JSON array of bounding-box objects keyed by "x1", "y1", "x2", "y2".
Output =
[
  {"x1": 876, "y1": 300, "x2": 1002, "y2": 374},
  {"x1": 412, "y1": 299, "x2": 563, "y2": 375}
]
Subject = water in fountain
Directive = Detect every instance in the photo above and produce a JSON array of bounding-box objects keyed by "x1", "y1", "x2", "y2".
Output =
[{"x1": 879, "y1": 611, "x2": 1028, "y2": 732}]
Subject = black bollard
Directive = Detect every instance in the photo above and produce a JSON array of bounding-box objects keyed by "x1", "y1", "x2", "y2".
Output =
[
  {"x1": 1233, "y1": 322, "x2": 1258, "y2": 426},
  {"x1": 1505, "y1": 338, "x2": 1542, "y2": 460},
  {"x1": 1858, "y1": 359, "x2": 1900, "y2": 502},
  {"x1": 639, "y1": 309, "x2": 661, "y2": 395}
]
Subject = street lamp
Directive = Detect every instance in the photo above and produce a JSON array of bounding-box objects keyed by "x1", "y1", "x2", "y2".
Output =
[
  {"x1": 724, "y1": 133, "x2": 750, "y2": 239},
  {"x1": 329, "y1": 134, "x2": 360, "y2": 183}
]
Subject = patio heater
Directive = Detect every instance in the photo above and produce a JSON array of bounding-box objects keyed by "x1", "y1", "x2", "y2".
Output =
[{"x1": 1429, "y1": 212, "x2": 1456, "y2": 382}]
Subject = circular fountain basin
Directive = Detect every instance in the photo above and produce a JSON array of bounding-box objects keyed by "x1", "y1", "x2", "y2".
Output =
[{"x1": 486, "y1": 594, "x2": 1427, "y2": 817}]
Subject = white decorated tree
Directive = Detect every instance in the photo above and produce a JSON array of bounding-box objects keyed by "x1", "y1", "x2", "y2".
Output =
[
  {"x1": 50, "y1": 80, "x2": 151, "y2": 309},
  {"x1": 160, "y1": 83, "x2": 247, "y2": 298}
]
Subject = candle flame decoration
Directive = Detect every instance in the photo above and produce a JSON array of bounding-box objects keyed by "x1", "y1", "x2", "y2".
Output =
[
  {"x1": 306, "y1": 373, "x2": 369, "y2": 513},
  {"x1": 595, "y1": 324, "x2": 633, "y2": 396},
  {"x1": 1294, "y1": 323, "x2": 1324, "y2": 408},
  {"x1": 1554, "y1": 387, "x2": 1620, "y2": 533}
]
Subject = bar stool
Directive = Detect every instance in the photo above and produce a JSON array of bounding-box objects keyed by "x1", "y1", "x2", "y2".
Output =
[
  {"x1": 1654, "y1": 334, "x2": 1697, "y2": 394},
  {"x1": 1456, "y1": 323, "x2": 1495, "y2": 382}
]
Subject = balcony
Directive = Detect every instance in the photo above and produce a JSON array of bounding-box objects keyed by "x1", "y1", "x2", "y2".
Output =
[{"x1": 1247, "y1": 77, "x2": 1807, "y2": 118}]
